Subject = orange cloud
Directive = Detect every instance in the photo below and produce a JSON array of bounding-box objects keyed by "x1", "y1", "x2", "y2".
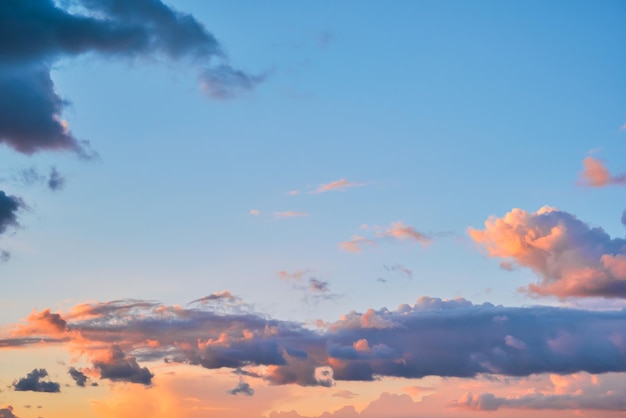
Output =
[
  {"x1": 579, "y1": 157, "x2": 626, "y2": 187},
  {"x1": 338, "y1": 235, "x2": 375, "y2": 253},
  {"x1": 377, "y1": 222, "x2": 431, "y2": 244}
]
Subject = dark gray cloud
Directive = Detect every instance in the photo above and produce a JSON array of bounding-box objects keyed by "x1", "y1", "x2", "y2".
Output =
[
  {"x1": 68, "y1": 367, "x2": 88, "y2": 387},
  {"x1": 0, "y1": 191, "x2": 23, "y2": 235},
  {"x1": 3, "y1": 296, "x2": 626, "y2": 387},
  {"x1": 0, "y1": 406, "x2": 17, "y2": 418},
  {"x1": 13, "y1": 369, "x2": 61, "y2": 393},
  {"x1": 94, "y1": 346, "x2": 153, "y2": 385},
  {"x1": 227, "y1": 380, "x2": 254, "y2": 396},
  {"x1": 0, "y1": 0, "x2": 260, "y2": 155}
]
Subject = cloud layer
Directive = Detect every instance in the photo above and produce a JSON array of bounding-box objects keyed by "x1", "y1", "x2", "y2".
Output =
[
  {"x1": 469, "y1": 206, "x2": 626, "y2": 298},
  {"x1": 3, "y1": 295, "x2": 626, "y2": 388}
]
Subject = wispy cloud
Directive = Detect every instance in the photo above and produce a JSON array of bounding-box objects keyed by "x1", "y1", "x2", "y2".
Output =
[
  {"x1": 311, "y1": 178, "x2": 367, "y2": 194},
  {"x1": 376, "y1": 222, "x2": 431, "y2": 244},
  {"x1": 469, "y1": 206, "x2": 626, "y2": 298},
  {"x1": 274, "y1": 211, "x2": 308, "y2": 219},
  {"x1": 249, "y1": 209, "x2": 261, "y2": 216},
  {"x1": 339, "y1": 235, "x2": 376, "y2": 253}
]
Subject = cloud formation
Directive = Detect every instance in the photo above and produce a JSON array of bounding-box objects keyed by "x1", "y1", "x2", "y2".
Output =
[
  {"x1": 228, "y1": 380, "x2": 255, "y2": 396},
  {"x1": 579, "y1": 157, "x2": 626, "y2": 187},
  {"x1": 469, "y1": 206, "x2": 626, "y2": 298},
  {"x1": 311, "y1": 179, "x2": 367, "y2": 194},
  {"x1": 274, "y1": 211, "x2": 308, "y2": 219},
  {"x1": 3, "y1": 295, "x2": 626, "y2": 388},
  {"x1": 340, "y1": 222, "x2": 431, "y2": 253},
  {"x1": 68, "y1": 367, "x2": 88, "y2": 387},
  {"x1": 0, "y1": 191, "x2": 23, "y2": 235},
  {"x1": 0, "y1": 406, "x2": 17, "y2": 418},
  {"x1": 0, "y1": 0, "x2": 260, "y2": 155},
  {"x1": 13, "y1": 368, "x2": 60, "y2": 393}
]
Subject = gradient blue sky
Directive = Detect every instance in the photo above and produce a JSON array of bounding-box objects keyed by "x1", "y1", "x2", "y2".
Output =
[{"x1": 1, "y1": 1, "x2": 626, "y2": 417}]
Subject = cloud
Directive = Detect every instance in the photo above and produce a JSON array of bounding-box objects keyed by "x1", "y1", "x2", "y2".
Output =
[
  {"x1": 0, "y1": 191, "x2": 24, "y2": 235},
  {"x1": 188, "y1": 290, "x2": 240, "y2": 305},
  {"x1": 47, "y1": 167, "x2": 65, "y2": 190},
  {"x1": 278, "y1": 270, "x2": 340, "y2": 304},
  {"x1": 68, "y1": 367, "x2": 88, "y2": 387},
  {"x1": 457, "y1": 390, "x2": 626, "y2": 411},
  {"x1": 579, "y1": 157, "x2": 626, "y2": 187},
  {"x1": 0, "y1": 0, "x2": 260, "y2": 155},
  {"x1": 469, "y1": 206, "x2": 626, "y2": 298},
  {"x1": 95, "y1": 346, "x2": 154, "y2": 386},
  {"x1": 13, "y1": 369, "x2": 60, "y2": 393},
  {"x1": 332, "y1": 389, "x2": 359, "y2": 399},
  {"x1": 0, "y1": 406, "x2": 17, "y2": 418},
  {"x1": 312, "y1": 179, "x2": 367, "y2": 194},
  {"x1": 3, "y1": 295, "x2": 626, "y2": 388},
  {"x1": 250, "y1": 209, "x2": 261, "y2": 216},
  {"x1": 622, "y1": 210, "x2": 626, "y2": 227},
  {"x1": 228, "y1": 380, "x2": 254, "y2": 396},
  {"x1": 274, "y1": 211, "x2": 308, "y2": 219},
  {"x1": 338, "y1": 235, "x2": 375, "y2": 253},
  {"x1": 376, "y1": 222, "x2": 431, "y2": 244}
]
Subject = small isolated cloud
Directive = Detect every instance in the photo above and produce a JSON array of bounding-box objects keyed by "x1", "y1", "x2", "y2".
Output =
[
  {"x1": 621, "y1": 210, "x2": 626, "y2": 227},
  {"x1": 469, "y1": 206, "x2": 626, "y2": 298},
  {"x1": 249, "y1": 209, "x2": 260, "y2": 216},
  {"x1": 274, "y1": 211, "x2": 308, "y2": 219},
  {"x1": 278, "y1": 270, "x2": 339, "y2": 303},
  {"x1": 68, "y1": 367, "x2": 88, "y2": 387},
  {"x1": 579, "y1": 157, "x2": 626, "y2": 187},
  {"x1": 499, "y1": 261, "x2": 515, "y2": 271},
  {"x1": 199, "y1": 65, "x2": 266, "y2": 100},
  {"x1": 13, "y1": 369, "x2": 60, "y2": 393},
  {"x1": 377, "y1": 222, "x2": 431, "y2": 244},
  {"x1": 227, "y1": 380, "x2": 254, "y2": 396},
  {"x1": 312, "y1": 178, "x2": 367, "y2": 194},
  {"x1": 287, "y1": 190, "x2": 300, "y2": 196},
  {"x1": 339, "y1": 235, "x2": 376, "y2": 253},
  {"x1": 47, "y1": 167, "x2": 65, "y2": 191},
  {"x1": 383, "y1": 264, "x2": 413, "y2": 280}
]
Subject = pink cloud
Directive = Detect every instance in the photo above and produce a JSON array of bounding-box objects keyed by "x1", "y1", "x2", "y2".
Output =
[
  {"x1": 274, "y1": 211, "x2": 308, "y2": 219},
  {"x1": 250, "y1": 209, "x2": 261, "y2": 216},
  {"x1": 377, "y1": 222, "x2": 431, "y2": 244},
  {"x1": 579, "y1": 157, "x2": 626, "y2": 187},
  {"x1": 338, "y1": 235, "x2": 375, "y2": 253},
  {"x1": 469, "y1": 206, "x2": 626, "y2": 298},
  {"x1": 312, "y1": 179, "x2": 367, "y2": 194}
]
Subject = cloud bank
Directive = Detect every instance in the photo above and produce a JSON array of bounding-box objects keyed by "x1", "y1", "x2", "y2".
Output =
[{"x1": 3, "y1": 295, "x2": 626, "y2": 388}]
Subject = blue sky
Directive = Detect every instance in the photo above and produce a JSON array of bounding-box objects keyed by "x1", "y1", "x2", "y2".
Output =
[{"x1": 1, "y1": 1, "x2": 626, "y2": 417}]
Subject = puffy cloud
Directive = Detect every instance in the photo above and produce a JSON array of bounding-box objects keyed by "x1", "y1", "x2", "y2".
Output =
[
  {"x1": 311, "y1": 179, "x2": 367, "y2": 194},
  {"x1": 95, "y1": 346, "x2": 154, "y2": 386},
  {"x1": 2, "y1": 295, "x2": 626, "y2": 388},
  {"x1": 13, "y1": 368, "x2": 60, "y2": 393},
  {"x1": 469, "y1": 206, "x2": 626, "y2": 298},
  {"x1": 0, "y1": 0, "x2": 260, "y2": 155},
  {"x1": 579, "y1": 157, "x2": 626, "y2": 187},
  {"x1": 68, "y1": 367, "x2": 88, "y2": 387}
]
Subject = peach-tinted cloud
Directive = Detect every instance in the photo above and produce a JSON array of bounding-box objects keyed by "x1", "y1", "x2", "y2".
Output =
[
  {"x1": 377, "y1": 222, "x2": 431, "y2": 244},
  {"x1": 469, "y1": 206, "x2": 626, "y2": 298},
  {"x1": 274, "y1": 211, "x2": 308, "y2": 219},
  {"x1": 338, "y1": 235, "x2": 375, "y2": 253},
  {"x1": 312, "y1": 179, "x2": 367, "y2": 194},
  {"x1": 250, "y1": 209, "x2": 261, "y2": 216},
  {"x1": 579, "y1": 157, "x2": 626, "y2": 187}
]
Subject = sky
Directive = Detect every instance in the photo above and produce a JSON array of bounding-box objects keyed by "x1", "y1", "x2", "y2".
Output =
[{"x1": 1, "y1": 0, "x2": 626, "y2": 417}]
